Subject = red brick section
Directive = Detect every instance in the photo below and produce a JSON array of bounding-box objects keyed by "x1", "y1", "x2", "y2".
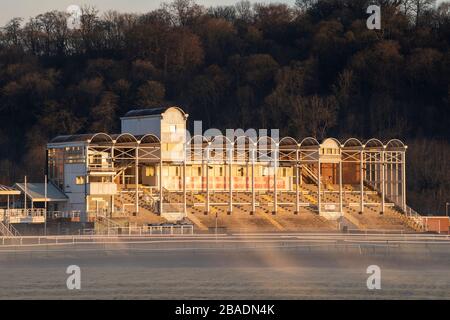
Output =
[{"x1": 423, "y1": 217, "x2": 450, "y2": 234}]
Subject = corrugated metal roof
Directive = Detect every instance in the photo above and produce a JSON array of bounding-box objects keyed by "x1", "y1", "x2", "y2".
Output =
[
  {"x1": 50, "y1": 134, "x2": 97, "y2": 144},
  {"x1": 123, "y1": 107, "x2": 171, "y2": 118},
  {"x1": 14, "y1": 183, "x2": 68, "y2": 202},
  {"x1": 0, "y1": 185, "x2": 20, "y2": 195}
]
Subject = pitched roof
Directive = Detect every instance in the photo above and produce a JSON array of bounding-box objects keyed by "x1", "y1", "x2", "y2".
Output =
[
  {"x1": 49, "y1": 133, "x2": 98, "y2": 144},
  {"x1": 14, "y1": 183, "x2": 68, "y2": 202},
  {"x1": 0, "y1": 185, "x2": 21, "y2": 195},
  {"x1": 122, "y1": 107, "x2": 171, "y2": 118}
]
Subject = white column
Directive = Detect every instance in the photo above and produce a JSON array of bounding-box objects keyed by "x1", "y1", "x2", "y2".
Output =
[
  {"x1": 24, "y1": 176, "x2": 27, "y2": 210},
  {"x1": 317, "y1": 160, "x2": 321, "y2": 214},
  {"x1": 44, "y1": 175, "x2": 48, "y2": 236},
  {"x1": 183, "y1": 150, "x2": 187, "y2": 217},
  {"x1": 228, "y1": 145, "x2": 233, "y2": 214},
  {"x1": 205, "y1": 146, "x2": 210, "y2": 215},
  {"x1": 339, "y1": 160, "x2": 343, "y2": 214},
  {"x1": 111, "y1": 144, "x2": 115, "y2": 217},
  {"x1": 295, "y1": 163, "x2": 300, "y2": 215},
  {"x1": 402, "y1": 151, "x2": 407, "y2": 212},
  {"x1": 381, "y1": 151, "x2": 385, "y2": 214},
  {"x1": 135, "y1": 145, "x2": 139, "y2": 215},
  {"x1": 273, "y1": 145, "x2": 278, "y2": 215},
  {"x1": 360, "y1": 150, "x2": 364, "y2": 214},
  {"x1": 159, "y1": 157, "x2": 163, "y2": 215},
  {"x1": 251, "y1": 148, "x2": 255, "y2": 214}
]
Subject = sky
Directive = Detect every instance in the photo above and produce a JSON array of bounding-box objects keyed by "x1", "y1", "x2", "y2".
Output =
[
  {"x1": 0, "y1": 0, "x2": 296, "y2": 26},
  {"x1": 1, "y1": 0, "x2": 447, "y2": 26}
]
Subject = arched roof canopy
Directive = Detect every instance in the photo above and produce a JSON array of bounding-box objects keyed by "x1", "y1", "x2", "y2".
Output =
[
  {"x1": 365, "y1": 138, "x2": 384, "y2": 150},
  {"x1": 342, "y1": 138, "x2": 364, "y2": 150},
  {"x1": 235, "y1": 135, "x2": 256, "y2": 149},
  {"x1": 187, "y1": 135, "x2": 209, "y2": 147},
  {"x1": 139, "y1": 134, "x2": 160, "y2": 144},
  {"x1": 385, "y1": 139, "x2": 407, "y2": 151},
  {"x1": 299, "y1": 137, "x2": 320, "y2": 149},
  {"x1": 257, "y1": 136, "x2": 277, "y2": 150},
  {"x1": 279, "y1": 137, "x2": 299, "y2": 149},
  {"x1": 211, "y1": 135, "x2": 234, "y2": 148},
  {"x1": 115, "y1": 133, "x2": 138, "y2": 145},
  {"x1": 89, "y1": 133, "x2": 113, "y2": 145}
]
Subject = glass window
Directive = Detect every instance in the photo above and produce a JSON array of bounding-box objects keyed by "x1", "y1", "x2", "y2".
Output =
[
  {"x1": 75, "y1": 176, "x2": 85, "y2": 185},
  {"x1": 145, "y1": 167, "x2": 155, "y2": 177}
]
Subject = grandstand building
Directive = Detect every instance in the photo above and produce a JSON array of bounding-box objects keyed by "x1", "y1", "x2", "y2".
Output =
[{"x1": 41, "y1": 106, "x2": 424, "y2": 232}]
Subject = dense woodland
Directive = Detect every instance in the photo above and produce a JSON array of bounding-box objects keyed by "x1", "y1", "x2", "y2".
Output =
[{"x1": 0, "y1": 0, "x2": 448, "y2": 214}]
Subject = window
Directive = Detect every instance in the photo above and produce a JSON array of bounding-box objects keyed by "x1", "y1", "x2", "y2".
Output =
[
  {"x1": 145, "y1": 167, "x2": 155, "y2": 177},
  {"x1": 263, "y1": 167, "x2": 275, "y2": 176},
  {"x1": 75, "y1": 176, "x2": 85, "y2": 185},
  {"x1": 169, "y1": 125, "x2": 177, "y2": 133}
]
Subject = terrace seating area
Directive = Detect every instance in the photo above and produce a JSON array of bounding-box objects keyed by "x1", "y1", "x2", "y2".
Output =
[
  {"x1": 112, "y1": 191, "x2": 167, "y2": 225},
  {"x1": 168, "y1": 184, "x2": 419, "y2": 233},
  {"x1": 105, "y1": 182, "x2": 420, "y2": 233}
]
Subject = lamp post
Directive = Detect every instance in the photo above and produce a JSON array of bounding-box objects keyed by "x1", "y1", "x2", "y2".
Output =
[{"x1": 446, "y1": 202, "x2": 449, "y2": 217}]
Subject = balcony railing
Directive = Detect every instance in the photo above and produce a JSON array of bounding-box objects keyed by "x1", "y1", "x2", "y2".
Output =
[{"x1": 87, "y1": 182, "x2": 117, "y2": 195}]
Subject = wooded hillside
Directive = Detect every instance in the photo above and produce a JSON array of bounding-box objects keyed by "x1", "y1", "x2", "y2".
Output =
[{"x1": 0, "y1": 0, "x2": 448, "y2": 214}]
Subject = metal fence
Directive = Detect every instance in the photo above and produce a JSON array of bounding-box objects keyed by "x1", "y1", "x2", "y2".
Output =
[{"x1": 82, "y1": 224, "x2": 194, "y2": 236}]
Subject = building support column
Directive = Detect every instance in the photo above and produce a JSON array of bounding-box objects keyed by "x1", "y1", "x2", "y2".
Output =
[
  {"x1": 402, "y1": 151, "x2": 407, "y2": 212},
  {"x1": 381, "y1": 152, "x2": 385, "y2": 215},
  {"x1": 272, "y1": 146, "x2": 278, "y2": 215},
  {"x1": 111, "y1": 145, "x2": 115, "y2": 217},
  {"x1": 183, "y1": 155, "x2": 187, "y2": 218},
  {"x1": 205, "y1": 147, "x2": 210, "y2": 215},
  {"x1": 44, "y1": 175, "x2": 47, "y2": 235},
  {"x1": 295, "y1": 163, "x2": 300, "y2": 215},
  {"x1": 300, "y1": 164, "x2": 303, "y2": 186},
  {"x1": 24, "y1": 176, "x2": 27, "y2": 210},
  {"x1": 6, "y1": 195, "x2": 9, "y2": 223},
  {"x1": 135, "y1": 145, "x2": 139, "y2": 215},
  {"x1": 251, "y1": 149, "x2": 255, "y2": 215},
  {"x1": 360, "y1": 150, "x2": 364, "y2": 215},
  {"x1": 159, "y1": 158, "x2": 163, "y2": 215},
  {"x1": 339, "y1": 161, "x2": 343, "y2": 214},
  {"x1": 228, "y1": 146, "x2": 233, "y2": 215},
  {"x1": 317, "y1": 160, "x2": 321, "y2": 215}
]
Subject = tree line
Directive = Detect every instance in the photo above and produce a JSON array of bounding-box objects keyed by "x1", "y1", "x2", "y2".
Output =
[{"x1": 0, "y1": 0, "x2": 448, "y2": 214}]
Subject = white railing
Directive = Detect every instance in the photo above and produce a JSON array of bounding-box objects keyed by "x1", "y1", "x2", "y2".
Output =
[
  {"x1": 1, "y1": 208, "x2": 45, "y2": 218},
  {"x1": 82, "y1": 224, "x2": 194, "y2": 236},
  {"x1": 0, "y1": 221, "x2": 20, "y2": 237},
  {"x1": 1, "y1": 209, "x2": 46, "y2": 224},
  {"x1": 87, "y1": 182, "x2": 117, "y2": 195},
  {"x1": 405, "y1": 205, "x2": 425, "y2": 230},
  {"x1": 88, "y1": 212, "x2": 122, "y2": 229},
  {"x1": 47, "y1": 211, "x2": 81, "y2": 219}
]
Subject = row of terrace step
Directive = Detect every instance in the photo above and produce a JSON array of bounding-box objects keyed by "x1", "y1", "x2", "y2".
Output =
[{"x1": 113, "y1": 190, "x2": 168, "y2": 226}]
